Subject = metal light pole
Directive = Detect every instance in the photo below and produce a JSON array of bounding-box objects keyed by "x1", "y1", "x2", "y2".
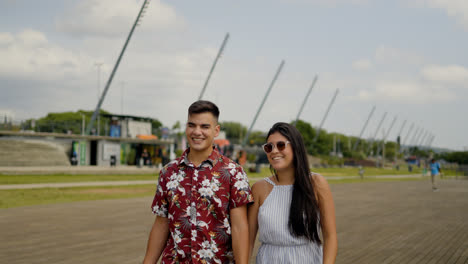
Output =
[
  {"x1": 367, "y1": 112, "x2": 387, "y2": 154},
  {"x1": 242, "y1": 60, "x2": 285, "y2": 146},
  {"x1": 198, "y1": 33, "x2": 230, "y2": 100},
  {"x1": 401, "y1": 122, "x2": 414, "y2": 152},
  {"x1": 94, "y1": 62, "x2": 103, "y2": 135},
  {"x1": 376, "y1": 115, "x2": 397, "y2": 156},
  {"x1": 294, "y1": 75, "x2": 318, "y2": 125},
  {"x1": 81, "y1": 114, "x2": 85, "y2": 136},
  {"x1": 396, "y1": 119, "x2": 407, "y2": 153},
  {"x1": 86, "y1": 0, "x2": 150, "y2": 135},
  {"x1": 352, "y1": 105, "x2": 376, "y2": 151},
  {"x1": 120, "y1": 81, "x2": 125, "y2": 115},
  {"x1": 314, "y1": 88, "x2": 339, "y2": 142}
]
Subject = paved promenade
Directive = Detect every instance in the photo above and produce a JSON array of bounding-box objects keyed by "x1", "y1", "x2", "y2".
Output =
[{"x1": 1, "y1": 179, "x2": 467, "y2": 263}]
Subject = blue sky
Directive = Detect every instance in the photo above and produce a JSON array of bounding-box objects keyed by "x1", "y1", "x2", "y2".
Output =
[{"x1": 1, "y1": 0, "x2": 468, "y2": 151}]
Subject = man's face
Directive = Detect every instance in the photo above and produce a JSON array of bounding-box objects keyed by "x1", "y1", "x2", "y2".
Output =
[{"x1": 186, "y1": 112, "x2": 220, "y2": 154}]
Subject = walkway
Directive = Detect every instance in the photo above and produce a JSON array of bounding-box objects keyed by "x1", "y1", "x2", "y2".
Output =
[{"x1": 1, "y1": 180, "x2": 467, "y2": 263}]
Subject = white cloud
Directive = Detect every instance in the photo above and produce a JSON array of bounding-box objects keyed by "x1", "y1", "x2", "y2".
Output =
[
  {"x1": 374, "y1": 45, "x2": 424, "y2": 66},
  {"x1": 0, "y1": 32, "x2": 14, "y2": 46},
  {"x1": 415, "y1": 0, "x2": 468, "y2": 29},
  {"x1": 356, "y1": 80, "x2": 455, "y2": 104},
  {"x1": 281, "y1": 0, "x2": 370, "y2": 7},
  {"x1": 56, "y1": 0, "x2": 183, "y2": 38},
  {"x1": 0, "y1": 109, "x2": 15, "y2": 121},
  {"x1": 0, "y1": 29, "x2": 94, "y2": 81},
  {"x1": 352, "y1": 58, "x2": 372, "y2": 71},
  {"x1": 421, "y1": 64, "x2": 468, "y2": 83}
]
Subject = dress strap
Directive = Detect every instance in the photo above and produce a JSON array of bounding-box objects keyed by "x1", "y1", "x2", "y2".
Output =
[{"x1": 264, "y1": 177, "x2": 276, "y2": 186}]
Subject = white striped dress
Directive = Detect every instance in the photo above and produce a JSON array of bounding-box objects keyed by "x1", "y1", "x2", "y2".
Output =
[{"x1": 256, "y1": 177, "x2": 323, "y2": 264}]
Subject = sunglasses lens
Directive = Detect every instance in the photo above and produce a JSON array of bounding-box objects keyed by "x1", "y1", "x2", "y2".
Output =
[
  {"x1": 277, "y1": 141, "x2": 286, "y2": 151},
  {"x1": 263, "y1": 143, "x2": 273, "y2": 153}
]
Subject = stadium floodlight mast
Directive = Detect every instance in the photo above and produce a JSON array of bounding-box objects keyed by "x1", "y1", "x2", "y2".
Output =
[
  {"x1": 94, "y1": 62, "x2": 103, "y2": 135},
  {"x1": 401, "y1": 122, "x2": 414, "y2": 153},
  {"x1": 396, "y1": 119, "x2": 407, "y2": 151},
  {"x1": 352, "y1": 105, "x2": 376, "y2": 152},
  {"x1": 86, "y1": 0, "x2": 150, "y2": 135},
  {"x1": 242, "y1": 60, "x2": 285, "y2": 146},
  {"x1": 294, "y1": 75, "x2": 318, "y2": 126},
  {"x1": 367, "y1": 111, "x2": 387, "y2": 154},
  {"x1": 376, "y1": 115, "x2": 397, "y2": 156},
  {"x1": 424, "y1": 133, "x2": 433, "y2": 148},
  {"x1": 313, "y1": 88, "x2": 339, "y2": 142},
  {"x1": 409, "y1": 126, "x2": 420, "y2": 148},
  {"x1": 427, "y1": 135, "x2": 436, "y2": 148},
  {"x1": 413, "y1": 127, "x2": 425, "y2": 147},
  {"x1": 198, "y1": 33, "x2": 230, "y2": 100},
  {"x1": 418, "y1": 130, "x2": 428, "y2": 148}
]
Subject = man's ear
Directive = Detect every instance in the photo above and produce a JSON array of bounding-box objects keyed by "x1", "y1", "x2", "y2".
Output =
[{"x1": 215, "y1": 124, "x2": 220, "y2": 137}]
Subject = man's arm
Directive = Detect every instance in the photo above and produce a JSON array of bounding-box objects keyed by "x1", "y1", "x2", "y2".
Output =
[
  {"x1": 230, "y1": 205, "x2": 249, "y2": 264},
  {"x1": 143, "y1": 216, "x2": 170, "y2": 264},
  {"x1": 247, "y1": 183, "x2": 261, "y2": 258}
]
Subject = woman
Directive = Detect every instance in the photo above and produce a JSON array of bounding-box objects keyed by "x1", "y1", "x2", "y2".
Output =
[{"x1": 248, "y1": 122, "x2": 337, "y2": 263}]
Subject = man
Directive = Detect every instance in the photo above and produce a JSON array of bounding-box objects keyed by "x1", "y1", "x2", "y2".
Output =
[
  {"x1": 429, "y1": 158, "x2": 441, "y2": 192},
  {"x1": 143, "y1": 100, "x2": 253, "y2": 264}
]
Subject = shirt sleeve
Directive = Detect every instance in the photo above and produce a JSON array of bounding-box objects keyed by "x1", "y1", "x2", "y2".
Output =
[
  {"x1": 229, "y1": 164, "x2": 254, "y2": 209},
  {"x1": 151, "y1": 170, "x2": 169, "y2": 217}
]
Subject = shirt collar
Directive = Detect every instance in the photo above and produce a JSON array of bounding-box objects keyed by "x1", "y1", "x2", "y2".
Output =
[{"x1": 180, "y1": 146, "x2": 221, "y2": 167}]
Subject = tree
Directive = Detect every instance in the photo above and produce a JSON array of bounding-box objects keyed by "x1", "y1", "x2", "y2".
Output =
[
  {"x1": 220, "y1": 121, "x2": 247, "y2": 144},
  {"x1": 34, "y1": 110, "x2": 110, "y2": 135},
  {"x1": 293, "y1": 120, "x2": 316, "y2": 155},
  {"x1": 247, "y1": 130, "x2": 265, "y2": 146},
  {"x1": 438, "y1": 151, "x2": 468, "y2": 165}
]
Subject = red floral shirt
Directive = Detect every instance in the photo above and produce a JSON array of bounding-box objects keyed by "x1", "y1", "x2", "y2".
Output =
[{"x1": 151, "y1": 148, "x2": 253, "y2": 264}]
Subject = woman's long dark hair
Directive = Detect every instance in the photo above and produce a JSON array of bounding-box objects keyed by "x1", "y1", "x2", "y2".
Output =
[{"x1": 266, "y1": 122, "x2": 321, "y2": 244}]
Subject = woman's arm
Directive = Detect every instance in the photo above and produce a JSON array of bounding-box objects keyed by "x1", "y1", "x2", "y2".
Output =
[{"x1": 314, "y1": 174, "x2": 338, "y2": 264}]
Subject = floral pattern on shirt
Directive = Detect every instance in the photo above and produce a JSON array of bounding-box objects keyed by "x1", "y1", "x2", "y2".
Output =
[{"x1": 151, "y1": 148, "x2": 253, "y2": 264}]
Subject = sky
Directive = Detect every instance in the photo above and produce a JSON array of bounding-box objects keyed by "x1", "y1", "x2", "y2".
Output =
[{"x1": 1, "y1": 0, "x2": 468, "y2": 151}]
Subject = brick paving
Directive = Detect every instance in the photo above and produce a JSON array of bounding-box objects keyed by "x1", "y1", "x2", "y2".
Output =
[{"x1": 1, "y1": 180, "x2": 467, "y2": 263}]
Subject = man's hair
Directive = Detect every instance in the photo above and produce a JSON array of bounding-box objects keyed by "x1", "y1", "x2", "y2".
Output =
[{"x1": 188, "y1": 100, "x2": 220, "y2": 121}]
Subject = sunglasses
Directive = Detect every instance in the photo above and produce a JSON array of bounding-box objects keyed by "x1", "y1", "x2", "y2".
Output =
[{"x1": 262, "y1": 141, "x2": 290, "y2": 153}]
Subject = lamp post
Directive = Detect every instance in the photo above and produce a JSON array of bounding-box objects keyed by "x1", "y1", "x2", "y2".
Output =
[{"x1": 94, "y1": 62, "x2": 103, "y2": 136}]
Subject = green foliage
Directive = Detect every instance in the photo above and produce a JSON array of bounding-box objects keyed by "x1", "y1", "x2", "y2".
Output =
[
  {"x1": 29, "y1": 110, "x2": 111, "y2": 135},
  {"x1": 0, "y1": 185, "x2": 156, "y2": 208},
  {"x1": 151, "y1": 120, "x2": 163, "y2": 138},
  {"x1": 437, "y1": 151, "x2": 468, "y2": 165},
  {"x1": 384, "y1": 142, "x2": 397, "y2": 160},
  {"x1": 247, "y1": 130, "x2": 266, "y2": 146},
  {"x1": 294, "y1": 120, "x2": 316, "y2": 155},
  {"x1": 220, "y1": 121, "x2": 247, "y2": 144},
  {"x1": 408, "y1": 147, "x2": 430, "y2": 158},
  {"x1": 0, "y1": 174, "x2": 157, "y2": 185},
  {"x1": 22, "y1": 110, "x2": 163, "y2": 137}
]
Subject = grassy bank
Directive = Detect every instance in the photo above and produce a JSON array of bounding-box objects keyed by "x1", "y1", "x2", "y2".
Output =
[
  {"x1": 0, "y1": 166, "x2": 430, "y2": 208},
  {"x1": 0, "y1": 174, "x2": 158, "y2": 185},
  {"x1": 0, "y1": 166, "x2": 426, "y2": 185},
  {"x1": 0, "y1": 184, "x2": 156, "y2": 209},
  {"x1": 1, "y1": 177, "x2": 426, "y2": 209}
]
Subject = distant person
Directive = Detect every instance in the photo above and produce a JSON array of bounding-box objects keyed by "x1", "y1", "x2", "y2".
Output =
[
  {"x1": 141, "y1": 148, "x2": 151, "y2": 166},
  {"x1": 143, "y1": 100, "x2": 253, "y2": 264},
  {"x1": 238, "y1": 150, "x2": 247, "y2": 166},
  {"x1": 430, "y1": 158, "x2": 441, "y2": 191},
  {"x1": 248, "y1": 122, "x2": 337, "y2": 263}
]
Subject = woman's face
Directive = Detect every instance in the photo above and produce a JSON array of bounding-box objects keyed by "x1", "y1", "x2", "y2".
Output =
[{"x1": 266, "y1": 132, "x2": 294, "y2": 172}]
